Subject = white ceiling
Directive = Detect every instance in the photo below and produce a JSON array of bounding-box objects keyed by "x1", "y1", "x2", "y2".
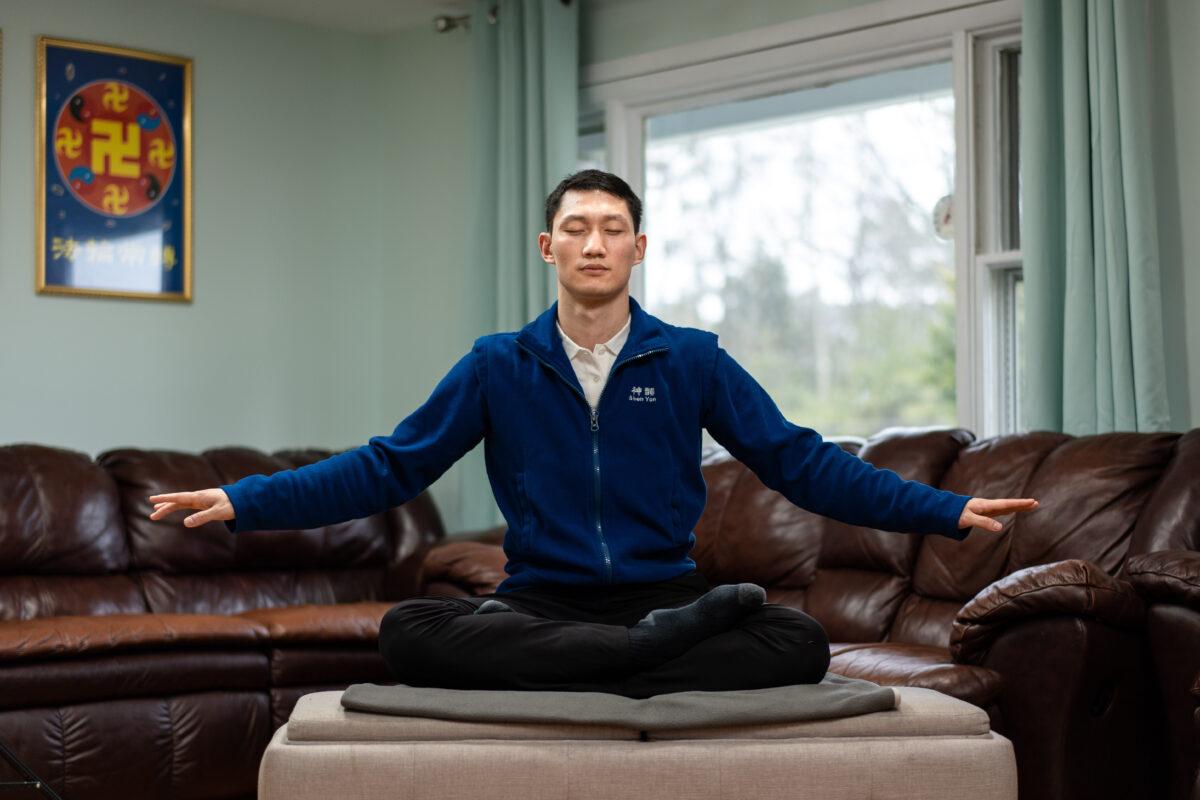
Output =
[{"x1": 191, "y1": 0, "x2": 474, "y2": 36}]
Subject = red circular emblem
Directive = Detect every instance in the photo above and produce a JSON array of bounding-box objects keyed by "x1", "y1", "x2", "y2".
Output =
[{"x1": 53, "y1": 80, "x2": 176, "y2": 217}]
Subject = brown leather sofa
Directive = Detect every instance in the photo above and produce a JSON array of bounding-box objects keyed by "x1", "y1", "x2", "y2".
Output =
[
  {"x1": 3, "y1": 428, "x2": 1196, "y2": 800},
  {"x1": 419, "y1": 427, "x2": 1200, "y2": 800},
  {"x1": 0, "y1": 443, "x2": 446, "y2": 800}
]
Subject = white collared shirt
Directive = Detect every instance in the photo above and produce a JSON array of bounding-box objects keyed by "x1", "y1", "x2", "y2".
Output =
[{"x1": 556, "y1": 314, "x2": 631, "y2": 409}]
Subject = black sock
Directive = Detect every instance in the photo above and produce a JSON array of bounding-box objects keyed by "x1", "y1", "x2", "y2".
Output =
[
  {"x1": 626, "y1": 583, "x2": 766, "y2": 669},
  {"x1": 474, "y1": 599, "x2": 514, "y2": 615}
]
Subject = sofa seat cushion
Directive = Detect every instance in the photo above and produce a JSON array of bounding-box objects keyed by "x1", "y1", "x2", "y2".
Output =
[
  {"x1": 238, "y1": 601, "x2": 394, "y2": 644},
  {"x1": 0, "y1": 650, "x2": 269, "y2": 710},
  {"x1": 269, "y1": 646, "x2": 392, "y2": 686},
  {"x1": 0, "y1": 613, "x2": 268, "y2": 661},
  {"x1": 828, "y1": 642, "x2": 1003, "y2": 707}
]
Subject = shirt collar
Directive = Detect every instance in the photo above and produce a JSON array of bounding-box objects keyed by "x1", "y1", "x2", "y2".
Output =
[
  {"x1": 556, "y1": 312, "x2": 631, "y2": 360},
  {"x1": 516, "y1": 296, "x2": 670, "y2": 379}
]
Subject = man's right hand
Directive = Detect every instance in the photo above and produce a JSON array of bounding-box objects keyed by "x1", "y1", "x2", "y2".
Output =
[{"x1": 148, "y1": 488, "x2": 234, "y2": 528}]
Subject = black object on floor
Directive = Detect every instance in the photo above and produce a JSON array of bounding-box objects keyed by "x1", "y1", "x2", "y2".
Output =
[{"x1": 0, "y1": 738, "x2": 64, "y2": 799}]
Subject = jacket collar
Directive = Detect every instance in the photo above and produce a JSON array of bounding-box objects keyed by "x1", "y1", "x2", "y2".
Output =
[{"x1": 516, "y1": 295, "x2": 671, "y2": 378}]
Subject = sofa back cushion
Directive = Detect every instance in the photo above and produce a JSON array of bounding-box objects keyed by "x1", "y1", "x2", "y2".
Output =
[
  {"x1": 97, "y1": 446, "x2": 444, "y2": 615},
  {"x1": 692, "y1": 454, "x2": 824, "y2": 602},
  {"x1": 803, "y1": 428, "x2": 971, "y2": 643},
  {"x1": 890, "y1": 431, "x2": 1068, "y2": 647},
  {"x1": 1003, "y1": 432, "x2": 1179, "y2": 575},
  {"x1": 0, "y1": 445, "x2": 147, "y2": 620},
  {"x1": 1128, "y1": 428, "x2": 1200, "y2": 556},
  {"x1": 696, "y1": 426, "x2": 1187, "y2": 651},
  {"x1": 695, "y1": 428, "x2": 971, "y2": 643}
]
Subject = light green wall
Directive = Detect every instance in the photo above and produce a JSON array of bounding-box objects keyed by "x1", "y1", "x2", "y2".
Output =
[
  {"x1": 1151, "y1": 0, "x2": 1200, "y2": 430},
  {"x1": 0, "y1": 0, "x2": 379, "y2": 458},
  {"x1": 0, "y1": 0, "x2": 500, "y2": 534},
  {"x1": 373, "y1": 23, "x2": 498, "y2": 531}
]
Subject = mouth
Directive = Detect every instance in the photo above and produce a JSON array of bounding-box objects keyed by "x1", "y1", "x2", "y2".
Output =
[{"x1": 580, "y1": 264, "x2": 609, "y2": 273}]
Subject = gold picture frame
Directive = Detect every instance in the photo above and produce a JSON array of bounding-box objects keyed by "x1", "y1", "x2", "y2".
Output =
[{"x1": 36, "y1": 36, "x2": 192, "y2": 302}]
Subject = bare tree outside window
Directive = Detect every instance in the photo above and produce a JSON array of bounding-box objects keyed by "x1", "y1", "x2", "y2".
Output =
[{"x1": 642, "y1": 62, "x2": 956, "y2": 438}]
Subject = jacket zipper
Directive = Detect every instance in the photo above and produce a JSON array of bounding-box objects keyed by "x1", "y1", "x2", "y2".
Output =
[{"x1": 516, "y1": 340, "x2": 668, "y2": 584}]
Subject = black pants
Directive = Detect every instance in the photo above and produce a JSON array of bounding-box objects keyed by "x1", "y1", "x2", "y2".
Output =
[{"x1": 377, "y1": 570, "x2": 831, "y2": 698}]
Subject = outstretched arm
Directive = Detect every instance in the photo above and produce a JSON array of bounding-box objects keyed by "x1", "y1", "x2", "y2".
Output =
[
  {"x1": 148, "y1": 342, "x2": 489, "y2": 533},
  {"x1": 701, "y1": 345, "x2": 1036, "y2": 539}
]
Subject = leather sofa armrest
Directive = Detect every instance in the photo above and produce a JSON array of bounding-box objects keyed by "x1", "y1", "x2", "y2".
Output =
[
  {"x1": 384, "y1": 525, "x2": 507, "y2": 599},
  {"x1": 1125, "y1": 550, "x2": 1200, "y2": 610},
  {"x1": 419, "y1": 540, "x2": 508, "y2": 596},
  {"x1": 452, "y1": 524, "x2": 508, "y2": 546},
  {"x1": 950, "y1": 559, "x2": 1145, "y2": 665}
]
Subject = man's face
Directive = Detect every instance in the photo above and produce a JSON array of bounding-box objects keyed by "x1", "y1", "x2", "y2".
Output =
[{"x1": 539, "y1": 189, "x2": 647, "y2": 303}]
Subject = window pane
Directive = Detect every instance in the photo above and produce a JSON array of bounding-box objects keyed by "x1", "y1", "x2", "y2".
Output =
[
  {"x1": 643, "y1": 62, "x2": 956, "y2": 437},
  {"x1": 1001, "y1": 48, "x2": 1021, "y2": 249},
  {"x1": 578, "y1": 128, "x2": 605, "y2": 171}
]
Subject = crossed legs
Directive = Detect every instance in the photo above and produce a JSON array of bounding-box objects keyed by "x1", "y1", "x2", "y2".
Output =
[{"x1": 377, "y1": 574, "x2": 830, "y2": 698}]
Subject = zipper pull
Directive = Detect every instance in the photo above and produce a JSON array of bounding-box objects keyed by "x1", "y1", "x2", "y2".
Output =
[{"x1": 590, "y1": 407, "x2": 599, "y2": 432}]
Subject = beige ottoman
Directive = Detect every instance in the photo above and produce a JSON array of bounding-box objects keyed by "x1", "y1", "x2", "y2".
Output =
[{"x1": 260, "y1": 686, "x2": 1016, "y2": 800}]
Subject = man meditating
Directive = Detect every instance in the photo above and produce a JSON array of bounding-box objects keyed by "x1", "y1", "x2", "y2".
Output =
[{"x1": 148, "y1": 169, "x2": 1037, "y2": 699}]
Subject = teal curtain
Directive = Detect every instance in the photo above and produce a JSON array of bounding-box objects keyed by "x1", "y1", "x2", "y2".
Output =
[
  {"x1": 470, "y1": 0, "x2": 579, "y2": 332},
  {"x1": 1022, "y1": 0, "x2": 1170, "y2": 434},
  {"x1": 460, "y1": 0, "x2": 578, "y2": 531}
]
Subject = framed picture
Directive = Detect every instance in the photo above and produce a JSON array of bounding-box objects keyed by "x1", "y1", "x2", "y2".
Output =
[{"x1": 36, "y1": 36, "x2": 192, "y2": 301}]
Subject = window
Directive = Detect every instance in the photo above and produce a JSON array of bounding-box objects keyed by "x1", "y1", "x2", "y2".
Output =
[
  {"x1": 642, "y1": 62, "x2": 956, "y2": 437},
  {"x1": 581, "y1": 0, "x2": 1023, "y2": 436},
  {"x1": 578, "y1": 123, "x2": 606, "y2": 172},
  {"x1": 974, "y1": 37, "x2": 1023, "y2": 435}
]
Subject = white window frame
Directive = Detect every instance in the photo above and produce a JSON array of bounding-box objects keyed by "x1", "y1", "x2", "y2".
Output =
[
  {"x1": 967, "y1": 31, "x2": 1024, "y2": 435},
  {"x1": 581, "y1": 0, "x2": 1022, "y2": 437}
]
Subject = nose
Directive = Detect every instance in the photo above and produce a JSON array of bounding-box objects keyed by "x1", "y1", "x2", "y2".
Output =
[{"x1": 583, "y1": 229, "x2": 606, "y2": 256}]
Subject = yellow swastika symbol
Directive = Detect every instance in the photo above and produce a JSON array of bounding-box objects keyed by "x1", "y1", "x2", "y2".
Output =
[
  {"x1": 91, "y1": 120, "x2": 141, "y2": 179},
  {"x1": 102, "y1": 184, "x2": 130, "y2": 215},
  {"x1": 55, "y1": 128, "x2": 83, "y2": 159},
  {"x1": 148, "y1": 139, "x2": 175, "y2": 169},
  {"x1": 101, "y1": 82, "x2": 130, "y2": 113}
]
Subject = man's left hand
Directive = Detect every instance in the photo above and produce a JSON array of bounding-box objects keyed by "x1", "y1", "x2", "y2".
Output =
[{"x1": 958, "y1": 497, "x2": 1039, "y2": 533}]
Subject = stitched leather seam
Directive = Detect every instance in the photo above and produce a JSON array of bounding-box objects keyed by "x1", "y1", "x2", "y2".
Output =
[
  {"x1": 1126, "y1": 566, "x2": 1200, "y2": 590},
  {"x1": 56, "y1": 707, "x2": 67, "y2": 793}
]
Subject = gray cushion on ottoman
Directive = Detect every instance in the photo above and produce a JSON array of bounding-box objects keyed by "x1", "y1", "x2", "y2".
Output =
[{"x1": 340, "y1": 672, "x2": 897, "y2": 731}]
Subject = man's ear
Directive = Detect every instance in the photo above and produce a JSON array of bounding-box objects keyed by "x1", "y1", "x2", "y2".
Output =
[
  {"x1": 633, "y1": 231, "x2": 647, "y2": 264},
  {"x1": 537, "y1": 231, "x2": 555, "y2": 264}
]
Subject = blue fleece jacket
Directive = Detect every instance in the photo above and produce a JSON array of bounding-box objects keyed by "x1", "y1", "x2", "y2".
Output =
[{"x1": 221, "y1": 297, "x2": 972, "y2": 594}]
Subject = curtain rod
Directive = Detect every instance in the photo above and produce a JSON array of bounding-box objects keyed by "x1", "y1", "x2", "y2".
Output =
[{"x1": 435, "y1": 1, "x2": 572, "y2": 33}]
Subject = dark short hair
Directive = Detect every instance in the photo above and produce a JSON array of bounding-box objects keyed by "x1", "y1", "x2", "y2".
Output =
[{"x1": 544, "y1": 169, "x2": 643, "y2": 233}]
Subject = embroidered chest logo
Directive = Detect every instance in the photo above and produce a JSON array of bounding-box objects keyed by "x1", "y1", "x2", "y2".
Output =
[{"x1": 628, "y1": 385, "x2": 657, "y2": 403}]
